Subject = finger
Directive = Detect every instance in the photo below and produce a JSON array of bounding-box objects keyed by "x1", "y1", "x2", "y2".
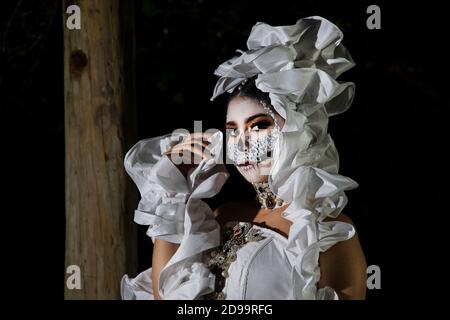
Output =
[
  {"x1": 168, "y1": 147, "x2": 209, "y2": 165},
  {"x1": 174, "y1": 141, "x2": 214, "y2": 158},
  {"x1": 165, "y1": 139, "x2": 208, "y2": 155},
  {"x1": 186, "y1": 145, "x2": 213, "y2": 164},
  {"x1": 171, "y1": 139, "x2": 211, "y2": 151},
  {"x1": 167, "y1": 142, "x2": 213, "y2": 163},
  {"x1": 178, "y1": 132, "x2": 213, "y2": 146}
]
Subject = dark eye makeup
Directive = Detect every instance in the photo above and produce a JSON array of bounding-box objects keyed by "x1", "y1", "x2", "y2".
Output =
[
  {"x1": 250, "y1": 120, "x2": 273, "y2": 129},
  {"x1": 224, "y1": 115, "x2": 274, "y2": 132}
]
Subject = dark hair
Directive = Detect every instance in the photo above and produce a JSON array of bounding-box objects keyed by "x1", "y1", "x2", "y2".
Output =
[{"x1": 227, "y1": 76, "x2": 272, "y2": 107}]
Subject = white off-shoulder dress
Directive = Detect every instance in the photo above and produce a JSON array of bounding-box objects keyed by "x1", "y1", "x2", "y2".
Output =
[
  {"x1": 120, "y1": 130, "x2": 357, "y2": 300},
  {"x1": 121, "y1": 16, "x2": 359, "y2": 300}
]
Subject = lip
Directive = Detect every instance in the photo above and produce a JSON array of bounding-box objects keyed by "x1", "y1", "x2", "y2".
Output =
[
  {"x1": 237, "y1": 162, "x2": 257, "y2": 172},
  {"x1": 237, "y1": 161, "x2": 256, "y2": 167}
]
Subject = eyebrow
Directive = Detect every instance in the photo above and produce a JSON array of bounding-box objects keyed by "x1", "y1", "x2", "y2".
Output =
[{"x1": 226, "y1": 113, "x2": 272, "y2": 126}]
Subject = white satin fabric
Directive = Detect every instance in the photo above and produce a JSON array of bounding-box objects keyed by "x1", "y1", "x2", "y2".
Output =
[
  {"x1": 121, "y1": 16, "x2": 359, "y2": 300},
  {"x1": 120, "y1": 131, "x2": 355, "y2": 300}
]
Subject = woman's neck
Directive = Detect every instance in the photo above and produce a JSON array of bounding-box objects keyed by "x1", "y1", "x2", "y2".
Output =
[{"x1": 252, "y1": 181, "x2": 287, "y2": 210}]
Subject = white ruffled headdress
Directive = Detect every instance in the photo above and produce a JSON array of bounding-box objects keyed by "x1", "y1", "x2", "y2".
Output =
[{"x1": 211, "y1": 16, "x2": 359, "y2": 299}]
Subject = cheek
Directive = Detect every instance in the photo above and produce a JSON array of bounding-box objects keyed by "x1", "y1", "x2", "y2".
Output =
[
  {"x1": 226, "y1": 140, "x2": 236, "y2": 157},
  {"x1": 249, "y1": 130, "x2": 268, "y2": 140},
  {"x1": 227, "y1": 137, "x2": 236, "y2": 148}
]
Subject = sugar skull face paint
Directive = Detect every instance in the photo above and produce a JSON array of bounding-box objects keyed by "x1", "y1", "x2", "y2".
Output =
[
  {"x1": 225, "y1": 96, "x2": 285, "y2": 183},
  {"x1": 227, "y1": 127, "x2": 280, "y2": 164}
]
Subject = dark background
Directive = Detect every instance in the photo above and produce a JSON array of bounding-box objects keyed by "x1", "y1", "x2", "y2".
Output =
[{"x1": 1, "y1": 0, "x2": 445, "y2": 301}]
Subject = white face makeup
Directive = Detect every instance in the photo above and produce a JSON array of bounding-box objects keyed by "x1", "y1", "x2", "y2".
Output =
[{"x1": 226, "y1": 96, "x2": 285, "y2": 183}]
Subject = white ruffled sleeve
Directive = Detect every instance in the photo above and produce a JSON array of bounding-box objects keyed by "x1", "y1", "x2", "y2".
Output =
[{"x1": 121, "y1": 131, "x2": 229, "y2": 300}]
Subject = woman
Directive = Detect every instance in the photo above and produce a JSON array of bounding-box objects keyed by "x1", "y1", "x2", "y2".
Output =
[{"x1": 121, "y1": 16, "x2": 367, "y2": 300}]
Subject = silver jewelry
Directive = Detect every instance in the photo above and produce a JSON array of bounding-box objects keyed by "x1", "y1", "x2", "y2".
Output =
[
  {"x1": 252, "y1": 181, "x2": 287, "y2": 210},
  {"x1": 237, "y1": 78, "x2": 248, "y2": 91},
  {"x1": 259, "y1": 100, "x2": 281, "y2": 131},
  {"x1": 227, "y1": 127, "x2": 280, "y2": 164}
]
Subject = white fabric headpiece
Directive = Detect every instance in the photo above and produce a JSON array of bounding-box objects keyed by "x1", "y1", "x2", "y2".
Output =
[{"x1": 210, "y1": 16, "x2": 355, "y2": 125}]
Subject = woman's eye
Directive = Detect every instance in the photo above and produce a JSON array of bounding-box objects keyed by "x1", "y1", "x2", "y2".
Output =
[
  {"x1": 251, "y1": 121, "x2": 272, "y2": 130},
  {"x1": 228, "y1": 128, "x2": 238, "y2": 136}
]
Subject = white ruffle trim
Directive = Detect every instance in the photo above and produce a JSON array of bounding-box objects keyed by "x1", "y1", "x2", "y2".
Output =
[
  {"x1": 121, "y1": 131, "x2": 229, "y2": 299},
  {"x1": 270, "y1": 127, "x2": 358, "y2": 300}
]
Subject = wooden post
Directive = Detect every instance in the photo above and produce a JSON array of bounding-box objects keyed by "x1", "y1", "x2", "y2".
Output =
[{"x1": 63, "y1": 0, "x2": 137, "y2": 299}]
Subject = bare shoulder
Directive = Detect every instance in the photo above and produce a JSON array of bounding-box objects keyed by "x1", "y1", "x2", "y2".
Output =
[
  {"x1": 318, "y1": 212, "x2": 367, "y2": 299},
  {"x1": 323, "y1": 213, "x2": 355, "y2": 226},
  {"x1": 322, "y1": 213, "x2": 361, "y2": 250}
]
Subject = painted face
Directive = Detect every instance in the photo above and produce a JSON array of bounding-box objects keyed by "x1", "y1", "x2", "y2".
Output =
[{"x1": 225, "y1": 96, "x2": 285, "y2": 183}]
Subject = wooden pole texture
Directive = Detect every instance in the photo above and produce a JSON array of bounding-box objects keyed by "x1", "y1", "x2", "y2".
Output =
[{"x1": 63, "y1": 0, "x2": 137, "y2": 299}]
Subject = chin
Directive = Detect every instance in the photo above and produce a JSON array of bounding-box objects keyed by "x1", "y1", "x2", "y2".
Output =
[{"x1": 236, "y1": 160, "x2": 272, "y2": 183}]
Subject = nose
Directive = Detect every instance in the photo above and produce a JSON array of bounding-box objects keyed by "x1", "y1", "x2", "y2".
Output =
[{"x1": 236, "y1": 129, "x2": 249, "y2": 152}]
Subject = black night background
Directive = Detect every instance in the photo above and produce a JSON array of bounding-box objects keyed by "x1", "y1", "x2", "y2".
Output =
[{"x1": 1, "y1": 0, "x2": 445, "y2": 304}]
